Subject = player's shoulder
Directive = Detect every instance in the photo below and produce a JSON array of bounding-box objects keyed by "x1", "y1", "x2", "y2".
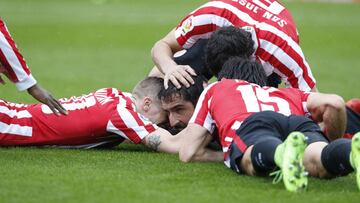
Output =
[
  {"x1": 93, "y1": 87, "x2": 128, "y2": 97},
  {"x1": 218, "y1": 78, "x2": 250, "y2": 86}
]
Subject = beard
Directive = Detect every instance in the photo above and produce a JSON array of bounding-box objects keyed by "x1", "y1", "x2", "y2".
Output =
[
  {"x1": 168, "y1": 122, "x2": 187, "y2": 135},
  {"x1": 157, "y1": 121, "x2": 187, "y2": 135}
]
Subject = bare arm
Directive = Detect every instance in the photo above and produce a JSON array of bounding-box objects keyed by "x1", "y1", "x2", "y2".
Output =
[
  {"x1": 179, "y1": 123, "x2": 216, "y2": 162},
  {"x1": 151, "y1": 29, "x2": 181, "y2": 74},
  {"x1": 191, "y1": 134, "x2": 223, "y2": 162},
  {"x1": 142, "y1": 127, "x2": 182, "y2": 154},
  {"x1": 148, "y1": 66, "x2": 164, "y2": 78},
  {"x1": 306, "y1": 93, "x2": 346, "y2": 140},
  {"x1": 151, "y1": 29, "x2": 196, "y2": 89},
  {"x1": 310, "y1": 86, "x2": 318, "y2": 92},
  {"x1": 141, "y1": 126, "x2": 222, "y2": 163}
]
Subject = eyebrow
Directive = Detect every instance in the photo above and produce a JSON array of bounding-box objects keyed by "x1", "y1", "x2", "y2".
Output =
[{"x1": 169, "y1": 105, "x2": 184, "y2": 111}]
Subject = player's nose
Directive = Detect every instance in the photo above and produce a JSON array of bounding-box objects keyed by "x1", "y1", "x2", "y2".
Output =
[{"x1": 169, "y1": 114, "x2": 179, "y2": 127}]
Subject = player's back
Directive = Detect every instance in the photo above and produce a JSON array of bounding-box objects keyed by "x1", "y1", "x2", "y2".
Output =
[
  {"x1": 206, "y1": 0, "x2": 299, "y2": 42},
  {"x1": 0, "y1": 88, "x2": 129, "y2": 146},
  {"x1": 209, "y1": 79, "x2": 309, "y2": 145}
]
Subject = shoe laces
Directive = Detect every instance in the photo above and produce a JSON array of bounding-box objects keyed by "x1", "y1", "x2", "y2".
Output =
[{"x1": 270, "y1": 170, "x2": 283, "y2": 184}]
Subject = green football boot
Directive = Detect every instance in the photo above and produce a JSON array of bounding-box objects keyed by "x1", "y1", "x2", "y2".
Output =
[
  {"x1": 276, "y1": 132, "x2": 308, "y2": 192},
  {"x1": 351, "y1": 132, "x2": 360, "y2": 191}
]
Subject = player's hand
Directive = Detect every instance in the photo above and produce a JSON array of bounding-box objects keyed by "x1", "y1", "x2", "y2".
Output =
[
  {"x1": 164, "y1": 65, "x2": 197, "y2": 89},
  {"x1": 27, "y1": 84, "x2": 68, "y2": 116}
]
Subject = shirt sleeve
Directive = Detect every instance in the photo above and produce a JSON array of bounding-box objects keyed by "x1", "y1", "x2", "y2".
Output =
[
  {"x1": 189, "y1": 82, "x2": 218, "y2": 133},
  {"x1": 107, "y1": 104, "x2": 158, "y2": 144},
  {"x1": 0, "y1": 19, "x2": 36, "y2": 91},
  {"x1": 174, "y1": 2, "x2": 232, "y2": 49},
  {"x1": 257, "y1": 31, "x2": 316, "y2": 92}
]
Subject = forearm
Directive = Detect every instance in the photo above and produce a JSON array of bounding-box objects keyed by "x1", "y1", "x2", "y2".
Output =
[
  {"x1": 179, "y1": 126, "x2": 213, "y2": 163},
  {"x1": 307, "y1": 93, "x2": 346, "y2": 140},
  {"x1": 323, "y1": 104, "x2": 346, "y2": 140},
  {"x1": 151, "y1": 40, "x2": 177, "y2": 74},
  {"x1": 310, "y1": 85, "x2": 318, "y2": 93},
  {"x1": 192, "y1": 148, "x2": 223, "y2": 162},
  {"x1": 143, "y1": 128, "x2": 182, "y2": 154},
  {"x1": 148, "y1": 66, "x2": 164, "y2": 78},
  {"x1": 151, "y1": 29, "x2": 183, "y2": 75}
]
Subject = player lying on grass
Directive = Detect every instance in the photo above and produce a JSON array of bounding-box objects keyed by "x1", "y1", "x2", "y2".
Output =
[
  {"x1": 150, "y1": 0, "x2": 317, "y2": 92},
  {"x1": 157, "y1": 56, "x2": 359, "y2": 189},
  {"x1": 175, "y1": 58, "x2": 360, "y2": 192},
  {"x1": 0, "y1": 76, "x2": 221, "y2": 161}
]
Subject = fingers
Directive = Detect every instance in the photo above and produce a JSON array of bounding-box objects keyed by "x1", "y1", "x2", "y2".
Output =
[
  {"x1": 172, "y1": 70, "x2": 191, "y2": 88},
  {"x1": 165, "y1": 74, "x2": 181, "y2": 89},
  {"x1": 184, "y1": 66, "x2": 197, "y2": 76},
  {"x1": 44, "y1": 98, "x2": 59, "y2": 116},
  {"x1": 49, "y1": 95, "x2": 68, "y2": 116},
  {"x1": 164, "y1": 65, "x2": 197, "y2": 89},
  {"x1": 46, "y1": 96, "x2": 68, "y2": 116},
  {"x1": 27, "y1": 84, "x2": 68, "y2": 116},
  {"x1": 178, "y1": 68, "x2": 195, "y2": 86}
]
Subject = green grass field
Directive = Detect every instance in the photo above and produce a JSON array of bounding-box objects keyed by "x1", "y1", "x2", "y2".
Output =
[{"x1": 0, "y1": 0, "x2": 360, "y2": 202}]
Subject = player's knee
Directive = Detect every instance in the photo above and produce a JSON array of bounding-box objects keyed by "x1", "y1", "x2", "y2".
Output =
[
  {"x1": 240, "y1": 146, "x2": 256, "y2": 176},
  {"x1": 304, "y1": 142, "x2": 330, "y2": 178}
]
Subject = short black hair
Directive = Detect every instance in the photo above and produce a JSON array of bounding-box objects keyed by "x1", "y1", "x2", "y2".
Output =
[
  {"x1": 218, "y1": 57, "x2": 267, "y2": 87},
  {"x1": 158, "y1": 75, "x2": 207, "y2": 106},
  {"x1": 205, "y1": 26, "x2": 255, "y2": 77}
]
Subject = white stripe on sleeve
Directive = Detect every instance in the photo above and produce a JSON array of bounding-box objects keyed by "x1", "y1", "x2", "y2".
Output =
[{"x1": 0, "y1": 121, "x2": 32, "y2": 137}]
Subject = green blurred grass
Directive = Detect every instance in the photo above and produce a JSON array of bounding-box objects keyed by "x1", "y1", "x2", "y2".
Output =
[{"x1": 0, "y1": 0, "x2": 360, "y2": 203}]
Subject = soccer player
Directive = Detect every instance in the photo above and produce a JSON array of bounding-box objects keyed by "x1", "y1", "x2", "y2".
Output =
[
  {"x1": 176, "y1": 70, "x2": 360, "y2": 191},
  {"x1": 0, "y1": 76, "x2": 221, "y2": 161},
  {"x1": 159, "y1": 57, "x2": 360, "y2": 139},
  {"x1": 0, "y1": 18, "x2": 67, "y2": 115},
  {"x1": 151, "y1": 0, "x2": 317, "y2": 92},
  {"x1": 158, "y1": 58, "x2": 360, "y2": 187}
]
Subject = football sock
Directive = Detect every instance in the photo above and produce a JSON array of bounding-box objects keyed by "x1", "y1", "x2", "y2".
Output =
[
  {"x1": 251, "y1": 137, "x2": 282, "y2": 174},
  {"x1": 321, "y1": 138, "x2": 353, "y2": 176}
]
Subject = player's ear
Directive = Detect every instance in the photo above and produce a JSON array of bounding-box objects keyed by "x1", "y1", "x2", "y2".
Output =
[{"x1": 142, "y1": 97, "x2": 152, "y2": 112}]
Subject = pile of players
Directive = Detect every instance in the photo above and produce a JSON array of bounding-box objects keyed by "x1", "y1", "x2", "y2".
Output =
[{"x1": 1, "y1": 0, "x2": 360, "y2": 192}]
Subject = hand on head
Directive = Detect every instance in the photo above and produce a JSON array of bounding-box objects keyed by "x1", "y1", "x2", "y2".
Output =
[{"x1": 164, "y1": 65, "x2": 197, "y2": 89}]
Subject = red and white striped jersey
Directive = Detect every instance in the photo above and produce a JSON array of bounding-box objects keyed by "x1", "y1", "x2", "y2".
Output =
[
  {"x1": 174, "y1": 0, "x2": 316, "y2": 91},
  {"x1": 0, "y1": 19, "x2": 36, "y2": 91},
  {"x1": 0, "y1": 88, "x2": 157, "y2": 146},
  {"x1": 189, "y1": 79, "x2": 310, "y2": 162}
]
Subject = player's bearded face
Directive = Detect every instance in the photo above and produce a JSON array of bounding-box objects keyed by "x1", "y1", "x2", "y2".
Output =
[{"x1": 161, "y1": 95, "x2": 195, "y2": 132}]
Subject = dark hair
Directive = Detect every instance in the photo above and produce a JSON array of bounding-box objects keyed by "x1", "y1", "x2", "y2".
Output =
[
  {"x1": 158, "y1": 75, "x2": 207, "y2": 106},
  {"x1": 218, "y1": 57, "x2": 267, "y2": 86},
  {"x1": 205, "y1": 26, "x2": 255, "y2": 77}
]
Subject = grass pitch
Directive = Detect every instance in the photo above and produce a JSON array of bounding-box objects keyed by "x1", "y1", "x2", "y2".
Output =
[{"x1": 0, "y1": 0, "x2": 360, "y2": 202}]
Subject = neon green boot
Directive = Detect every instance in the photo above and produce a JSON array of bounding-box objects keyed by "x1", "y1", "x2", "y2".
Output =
[
  {"x1": 273, "y1": 132, "x2": 308, "y2": 192},
  {"x1": 351, "y1": 132, "x2": 360, "y2": 191}
]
